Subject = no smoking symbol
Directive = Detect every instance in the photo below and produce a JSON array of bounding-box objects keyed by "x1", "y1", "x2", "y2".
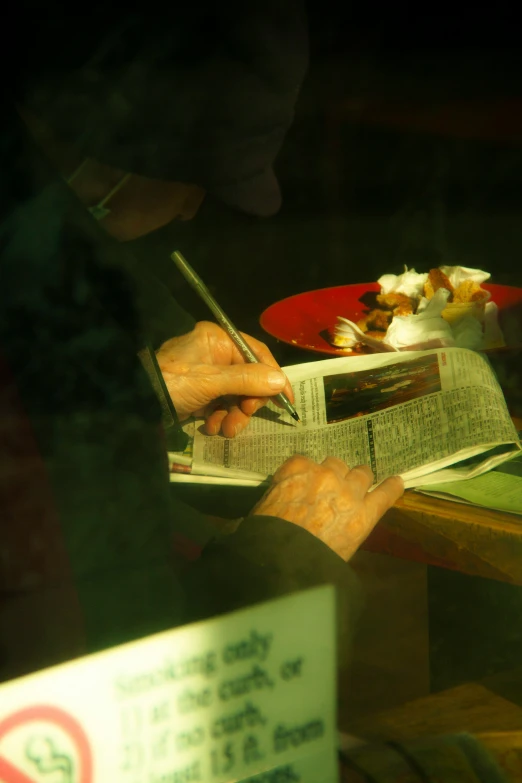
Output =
[{"x1": 0, "y1": 706, "x2": 92, "y2": 783}]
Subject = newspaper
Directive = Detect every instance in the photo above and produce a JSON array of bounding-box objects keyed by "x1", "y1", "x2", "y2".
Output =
[
  {"x1": 417, "y1": 449, "x2": 522, "y2": 516},
  {"x1": 168, "y1": 347, "x2": 521, "y2": 489}
]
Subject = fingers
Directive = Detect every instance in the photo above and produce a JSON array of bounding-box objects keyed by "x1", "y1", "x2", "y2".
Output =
[
  {"x1": 239, "y1": 396, "x2": 269, "y2": 416},
  {"x1": 196, "y1": 323, "x2": 295, "y2": 405},
  {"x1": 209, "y1": 363, "x2": 287, "y2": 401},
  {"x1": 242, "y1": 382, "x2": 294, "y2": 413},
  {"x1": 236, "y1": 331, "x2": 277, "y2": 367},
  {"x1": 276, "y1": 456, "x2": 394, "y2": 515},
  {"x1": 276, "y1": 455, "x2": 359, "y2": 484},
  {"x1": 273, "y1": 454, "x2": 318, "y2": 481},
  {"x1": 236, "y1": 332, "x2": 295, "y2": 404},
  {"x1": 320, "y1": 456, "x2": 352, "y2": 481},
  {"x1": 335, "y1": 474, "x2": 403, "y2": 561},
  {"x1": 318, "y1": 459, "x2": 374, "y2": 501},
  {"x1": 205, "y1": 402, "x2": 253, "y2": 438},
  {"x1": 208, "y1": 323, "x2": 275, "y2": 368},
  {"x1": 318, "y1": 458, "x2": 374, "y2": 496},
  {"x1": 220, "y1": 406, "x2": 251, "y2": 438},
  {"x1": 342, "y1": 464, "x2": 375, "y2": 497},
  {"x1": 364, "y1": 476, "x2": 404, "y2": 524},
  {"x1": 204, "y1": 407, "x2": 229, "y2": 436}
]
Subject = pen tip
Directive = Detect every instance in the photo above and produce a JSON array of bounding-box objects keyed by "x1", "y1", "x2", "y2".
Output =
[{"x1": 292, "y1": 412, "x2": 301, "y2": 423}]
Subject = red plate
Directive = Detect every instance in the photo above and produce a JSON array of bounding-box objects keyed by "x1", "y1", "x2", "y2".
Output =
[{"x1": 260, "y1": 283, "x2": 522, "y2": 356}]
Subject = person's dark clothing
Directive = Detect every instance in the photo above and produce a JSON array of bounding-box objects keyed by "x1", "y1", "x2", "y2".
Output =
[
  {"x1": 0, "y1": 111, "x2": 357, "y2": 683},
  {"x1": 15, "y1": 2, "x2": 308, "y2": 217}
]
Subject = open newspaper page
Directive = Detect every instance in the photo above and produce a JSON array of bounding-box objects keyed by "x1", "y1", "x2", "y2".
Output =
[
  {"x1": 169, "y1": 347, "x2": 521, "y2": 488},
  {"x1": 416, "y1": 450, "x2": 522, "y2": 516}
]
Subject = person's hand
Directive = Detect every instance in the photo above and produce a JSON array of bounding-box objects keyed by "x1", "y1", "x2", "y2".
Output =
[
  {"x1": 156, "y1": 321, "x2": 295, "y2": 437},
  {"x1": 251, "y1": 456, "x2": 404, "y2": 561}
]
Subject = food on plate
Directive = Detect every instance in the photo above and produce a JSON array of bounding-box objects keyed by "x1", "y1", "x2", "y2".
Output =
[
  {"x1": 330, "y1": 265, "x2": 498, "y2": 354},
  {"x1": 376, "y1": 292, "x2": 416, "y2": 315},
  {"x1": 452, "y1": 279, "x2": 490, "y2": 303},
  {"x1": 358, "y1": 308, "x2": 393, "y2": 333},
  {"x1": 424, "y1": 268, "x2": 454, "y2": 300},
  {"x1": 356, "y1": 295, "x2": 415, "y2": 335}
]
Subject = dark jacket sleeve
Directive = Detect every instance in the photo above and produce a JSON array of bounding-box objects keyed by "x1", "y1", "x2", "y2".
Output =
[
  {"x1": 0, "y1": 110, "x2": 359, "y2": 682},
  {"x1": 0, "y1": 113, "x2": 194, "y2": 677},
  {"x1": 180, "y1": 514, "x2": 362, "y2": 667},
  {"x1": 185, "y1": 515, "x2": 356, "y2": 614}
]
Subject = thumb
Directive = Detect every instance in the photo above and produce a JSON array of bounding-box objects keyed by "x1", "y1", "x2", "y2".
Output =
[{"x1": 209, "y1": 364, "x2": 287, "y2": 399}]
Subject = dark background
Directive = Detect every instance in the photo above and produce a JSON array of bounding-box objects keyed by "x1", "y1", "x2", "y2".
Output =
[
  {"x1": 130, "y1": 1, "x2": 522, "y2": 696},
  {"x1": 11, "y1": 0, "x2": 522, "y2": 701},
  {"x1": 132, "y1": 1, "x2": 521, "y2": 346}
]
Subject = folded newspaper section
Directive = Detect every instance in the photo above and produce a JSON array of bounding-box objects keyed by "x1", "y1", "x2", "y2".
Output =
[
  {"x1": 169, "y1": 348, "x2": 521, "y2": 489},
  {"x1": 417, "y1": 451, "x2": 522, "y2": 516}
]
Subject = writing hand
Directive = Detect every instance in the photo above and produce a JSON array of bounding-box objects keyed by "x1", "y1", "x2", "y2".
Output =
[{"x1": 157, "y1": 322, "x2": 294, "y2": 437}]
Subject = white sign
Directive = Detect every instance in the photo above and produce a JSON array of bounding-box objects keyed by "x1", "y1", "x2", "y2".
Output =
[{"x1": 0, "y1": 587, "x2": 338, "y2": 783}]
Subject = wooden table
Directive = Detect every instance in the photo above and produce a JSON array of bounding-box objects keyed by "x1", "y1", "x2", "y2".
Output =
[
  {"x1": 346, "y1": 682, "x2": 522, "y2": 740},
  {"x1": 341, "y1": 683, "x2": 522, "y2": 782},
  {"x1": 363, "y1": 417, "x2": 522, "y2": 585}
]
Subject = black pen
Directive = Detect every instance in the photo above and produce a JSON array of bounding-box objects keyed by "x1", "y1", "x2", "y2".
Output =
[{"x1": 171, "y1": 251, "x2": 300, "y2": 423}]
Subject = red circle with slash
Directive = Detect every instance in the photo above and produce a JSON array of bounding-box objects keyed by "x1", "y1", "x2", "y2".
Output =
[{"x1": 0, "y1": 705, "x2": 92, "y2": 783}]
